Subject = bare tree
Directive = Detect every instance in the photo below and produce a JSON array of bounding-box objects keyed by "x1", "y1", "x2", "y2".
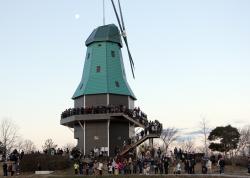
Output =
[
  {"x1": 160, "y1": 127, "x2": 178, "y2": 152},
  {"x1": 22, "y1": 139, "x2": 36, "y2": 154},
  {"x1": 42, "y1": 138, "x2": 57, "y2": 151},
  {"x1": 0, "y1": 119, "x2": 18, "y2": 157},
  {"x1": 16, "y1": 138, "x2": 24, "y2": 153},
  {"x1": 199, "y1": 116, "x2": 210, "y2": 155},
  {"x1": 234, "y1": 125, "x2": 250, "y2": 156},
  {"x1": 62, "y1": 143, "x2": 75, "y2": 152},
  {"x1": 180, "y1": 137, "x2": 195, "y2": 152},
  {"x1": 0, "y1": 141, "x2": 4, "y2": 154}
]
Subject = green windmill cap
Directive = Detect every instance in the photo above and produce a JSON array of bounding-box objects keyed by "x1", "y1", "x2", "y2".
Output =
[
  {"x1": 72, "y1": 24, "x2": 136, "y2": 100},
  {"x1": 85, "y1": 24, "x2": 123, "y2": 47}
]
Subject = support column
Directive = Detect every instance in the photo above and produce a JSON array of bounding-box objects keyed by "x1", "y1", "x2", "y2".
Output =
[
  {"x1": 107, "y1": 119, "x2": 110, "y2": 156},
  {"x1": 84, "y1": 121, "x2": 86, "y2": 155},
  {"x1": 149, "y1": 138, "x2": 153, "y2": 148},
  {"x1": 83, "y1": 95, "x2": 86, "y2": 108},
  {"x1": 78, "y1": 121, "x2": 86, "y2": 155},
  {"x1": 107, "y1": 94, "x2": 109, "y2": 105}
]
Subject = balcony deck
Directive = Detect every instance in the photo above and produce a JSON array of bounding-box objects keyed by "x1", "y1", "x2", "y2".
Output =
[{"x1": 60, "y1": 113, "x2": 145, "y2": 128}]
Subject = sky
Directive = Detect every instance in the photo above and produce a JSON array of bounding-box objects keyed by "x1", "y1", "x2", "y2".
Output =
[{"x1": 0, "y1": 0, "x2": 250, "y2": 149}]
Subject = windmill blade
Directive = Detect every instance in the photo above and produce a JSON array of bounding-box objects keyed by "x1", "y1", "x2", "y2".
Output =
[
  {"x1": 123, "y1": 36, "x2": 135, "y2": 76},
  {"x1": 110, "y1": 0, "x2": 123, "y2": 33},
  {"x1": 110, "y1": 0, "x2": 135, "y2": 78},
  {"x1": 117, "y1": 0, "x2": 135, "y2": 67},
  {"x1": 124, "y1": 37, "x2": 134, "y2": 66},
  {"x1": 124, "y1": 39, "x2": 135, "y2": 78},
  {"x1": 118, "y1": 0, "x2": 125, "y2": 31}
]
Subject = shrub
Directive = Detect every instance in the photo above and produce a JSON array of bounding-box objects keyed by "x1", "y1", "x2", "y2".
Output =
[{"x1": 20, "y1": 153, "x2": 70, "y2": 172}]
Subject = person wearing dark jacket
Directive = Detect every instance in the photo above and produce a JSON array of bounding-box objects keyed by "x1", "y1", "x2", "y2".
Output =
[
  {"x1": 247, "y1": 156, "x2": 250, "y2": 174},
  {"x1": 164, "y1": 157, "x2": 169, "y2": 174},
  {"x1": 2, "y1": 162, "x2": 8, "y2": 176},
  {"x1": 218, "y1": 157, "x2": 225, "y2": 174}
]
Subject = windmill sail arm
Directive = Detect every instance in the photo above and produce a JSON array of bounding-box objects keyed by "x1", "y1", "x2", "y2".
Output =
[
  {"x1": 110, "y1": 0, "x2": 123, "y2": 33},
  {"x1": 110, "y1": 0, "x2": 135, "y2": 79}
]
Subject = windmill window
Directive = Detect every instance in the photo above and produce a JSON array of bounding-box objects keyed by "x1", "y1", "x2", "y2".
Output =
[
  {"x1": 96, "y1": 66, "x2": 101, "y2": 73},
  {"x1": 111, "y1": 51, "x2": 115, "y2": 58},
  {"x1": 87, "y1": 53, "x2": 90, "y2": 59},
  {"x1": 115, "y1": 81, "x2": 120, "y2": 88},
  {"x1": 98, "y1": 44, "x2": 102, "y2": 47}
]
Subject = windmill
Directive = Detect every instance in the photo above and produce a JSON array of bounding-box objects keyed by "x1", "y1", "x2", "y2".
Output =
[{"x1": 60, "y1": 0, "x2": 162, "y2": 157}]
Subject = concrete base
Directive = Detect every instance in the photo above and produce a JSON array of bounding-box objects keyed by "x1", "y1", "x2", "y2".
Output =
[{"x1": 35, "y1": 171, "x2": 54, "y2": 175}]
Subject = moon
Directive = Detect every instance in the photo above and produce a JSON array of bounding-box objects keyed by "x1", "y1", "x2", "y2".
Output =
[{"x1": 75, "y1": 14, "x2": 80, "y2": 20}]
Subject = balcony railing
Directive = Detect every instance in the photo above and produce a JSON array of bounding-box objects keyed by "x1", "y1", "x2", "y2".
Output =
[{"x1": 61, "y1": 105, "x2": 148, "y2": 125}]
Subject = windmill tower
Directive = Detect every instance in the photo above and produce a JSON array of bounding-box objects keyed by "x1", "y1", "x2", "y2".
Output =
[{"x1": 61, "y1": 0, "x2": 161, "y2": 157}]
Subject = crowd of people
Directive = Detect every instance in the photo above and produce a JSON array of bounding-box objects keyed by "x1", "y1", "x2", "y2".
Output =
[
  {"x1": 87, "y1": 120, "x2": 163, "y2": 158},
  {"x1": 1, "y1": 149, "x2": 23, "y2": 176},
  {"x1": 2, "y1": 146, "x2": 250, "y2": 176},
  {"x1": 125, "y1": 121, "x2": 162, "y2": 148},
  {"x1": 61, "y1": 105, "x2": 148, "y2": 126},
  {"x1": 71, "y1": 145, "x2": 244, "y2": 176},
  {"x1": 72, "y1": 156, "x2": 171, "y2": 176},
  {"x1": 43, "y1": 147, "x2": 69, "y2": 156},
  {"x1": 70, "y1": 146, "x2": 201, "y2": 176}
]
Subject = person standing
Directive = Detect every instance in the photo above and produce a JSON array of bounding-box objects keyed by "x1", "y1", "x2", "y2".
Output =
[
  {"x1": 11, "y1": 163, "x2": 16, "y2": 176},
  {"x1": 201, "y1": 158, "x2": 207, "y2": 174},
  {"x1": 79, "y1": 161, "x2": 83, "y2": 175},
  {"x1": 218, "y1": 157, "x2": 225, "y2": 174},
  {"x1": 93, "y1": 160, "x2": 99, "y2": 176},
  {"x1": 85, "y1": 163, "x2": 89, "y2": 175},
  {"x1": 164, "y1": 157, "x2": 169, "y2": 174},
  {"x1": 158, "y1": 160, "x2": 164, "y2": 174},
  {"x1": 154, "y1": 159, "x2": 158, "y2": 174},
  {"x1": 7, "y1": 163, "x2": 12, "y2": 176},
  {"x1": 73, "y1": 162, "x2": 79, "y2": 175},
  {"x1": 157, "y1": 147, "x2": 162, "y2": 158},
  {"x1": 248, "y1": 156, "x2": 250, "y2": 174},
  {"x1": 2, "y1": 162, "x2": 8, "y2": 176},
  {"x1": 191, "y1": 158, "x2": 196, "y2": 174},
  {"x1": 176, "y1": 161, "x2": 181, "y2": 174},
  {"x1": 206, "y1": 159, "x2": 212, "y2": 174},
  {"x1": 97, "y1": 160, "x2": 103, "y2": 176},
  {"x1": 107, "y1": 161, "x2": 112, "y2": 174},
  {"x1": 112, "y1": 159, "x2": 116, "y2": 174},
  {"x1": 114, "y1": 160, "x2": 119, "y2": 175},
  {"x1": 128, "y1": 157, "x2": 133, "y2": 174}
]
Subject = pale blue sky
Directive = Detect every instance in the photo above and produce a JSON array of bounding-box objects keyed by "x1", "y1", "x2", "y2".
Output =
[{"x1": 0, "y1": 0, "x2": 250, "y2": 149}]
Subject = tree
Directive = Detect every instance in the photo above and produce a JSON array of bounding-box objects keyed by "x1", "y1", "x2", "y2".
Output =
[
  {"x1": 199, "y1": 117, "x2": 210, "y2": 155},
  {"x1": 42, "y1": 138, "x2": 57, "y2": 152},
  {"x1": 16, "y1": 139, "x2": 24, "y2": 153},
  {"x1": 0, "y1": 141, "x2": 4, "y2": 154},
  {"x1": 62, "y1": 143, "x2": 75, "y2": 153},
  {"x1": 235, "y1": 125, "x2": 250, "y2": 156},
  {"x1": 180, "y1": 137, "x2": 195, "y2": 152},
  {"x1": 208, "y1": 125, "x2": 240, "y2": 155},
  {"x1": 22, "y1": 139, "x2": 36, "y2": 154},
  {"x1": 0, "y1": 119, "x2": 18, "y2": 158},
  {"x1": 160, "y1": 128, "x2": 178, "y2": 152}
]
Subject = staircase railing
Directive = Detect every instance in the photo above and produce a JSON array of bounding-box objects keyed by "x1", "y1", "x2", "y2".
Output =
[{"x1": 119, "y1": 133, "x2": 160, "y2": 156}]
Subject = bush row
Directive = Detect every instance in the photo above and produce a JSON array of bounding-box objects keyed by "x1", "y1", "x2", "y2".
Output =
[{"x1": 20, "y1": 153, "x2": 70, "y2": 172}]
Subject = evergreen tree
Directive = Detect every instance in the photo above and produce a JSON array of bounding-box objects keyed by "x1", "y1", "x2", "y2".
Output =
[{"x1": 208, "y1": 125, "x2": 240, "y2": 154}]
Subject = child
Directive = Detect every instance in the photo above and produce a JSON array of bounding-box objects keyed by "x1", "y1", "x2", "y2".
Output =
[{"x1": 73, "y1": 162, "x2": 79, "y2": 174}]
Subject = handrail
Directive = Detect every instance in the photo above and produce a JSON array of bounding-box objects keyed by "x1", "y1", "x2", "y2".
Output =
[{"x1": 119, "y1": 134, "x2": 160, "y2": 156}]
